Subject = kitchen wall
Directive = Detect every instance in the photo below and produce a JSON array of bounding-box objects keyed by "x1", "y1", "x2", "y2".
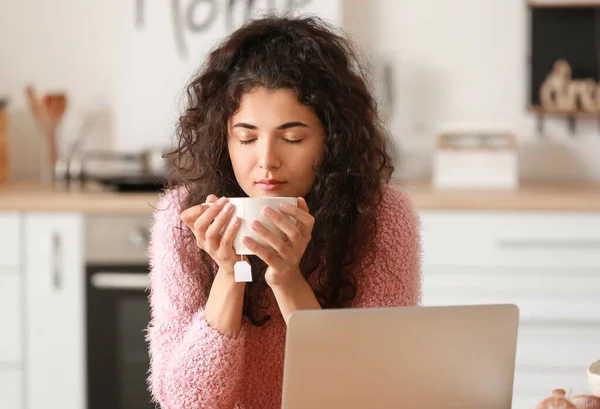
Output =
[
  {"x1": 0, "y1": 0, "x2": 117, "y2": 180},
  {"x1": 344, "y1": 0, "x2": 600, "y2": 181},
  {"x1": 2, "y1": 0, "x2": 600, "y2": 181}
]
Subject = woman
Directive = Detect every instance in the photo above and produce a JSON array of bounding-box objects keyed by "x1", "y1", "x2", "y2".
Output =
[{"x1": 146, "y1": 15, "x2": 421, "y2": 409}]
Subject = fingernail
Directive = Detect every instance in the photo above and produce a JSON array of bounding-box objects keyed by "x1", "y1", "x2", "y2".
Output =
[
  {"x1": 263, "y1": 206, "x2": 274, "y2": 216},
  {"x1": 224, "y1": 203, "x2": 234, "y2": 212},
  {"x1": 228, "y1": 216, "x2": 241, "y2": 227},
  {"x1": 243, "y1": 236, "x2": 253, "y2": 246},
  {"x1": 280, "y1": 202, "x2": 291, "y2": 210},
  {"x1": 217, "y1": 196, "x2": 228, "y2": 205},
  {"x1": 252, "y1": 220, "x2": 262, "y2": 231}
]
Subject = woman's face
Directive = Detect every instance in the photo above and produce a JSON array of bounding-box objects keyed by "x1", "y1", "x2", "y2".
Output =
[{"x1": 227, "y1": 87, "x2": 325, "y2": 198}]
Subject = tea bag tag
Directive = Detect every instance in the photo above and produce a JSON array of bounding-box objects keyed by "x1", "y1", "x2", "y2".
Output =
[{"x1": 234, "y1": 256, "x2": 252, "y2": 282}]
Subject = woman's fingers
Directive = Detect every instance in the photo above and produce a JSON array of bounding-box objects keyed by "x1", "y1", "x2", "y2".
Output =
[
  {"x1": 251, "y1": 220, "x2": 289, "y2": 256},
  {"x1": 180, "y1": 205, "x2": 207, "y2": 230},
  {"x1": 220, "y1": 215, "x2": 242, "y2": 252},
  {"x1": 204, "y1": 202, "x2": 235, "y2": 246},
  {"x1": 277, "y1": 199, "x2": 314, "y2": 238},
  {"x1": 193, "y1": 197, "x2": 228, "y2": 236},
  {"x1": 243, "y1": 236, "x2": 283, "y2": 270},
  {"x1": 260, "y1": 208, "x2": 300, "y2": 248},
  {"x1": 180, "y1": 195, "x2": 222, "y2": 231}
]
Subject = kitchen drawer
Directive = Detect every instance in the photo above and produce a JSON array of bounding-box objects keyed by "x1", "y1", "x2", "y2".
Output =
[
  {"x1": 422, "y1": 265, "x2": 600, "y2": 321},
  {"x1": 0, "y1": 370, "x2": 22, "y2": 409},
  {"x1": 0, "y1": 273, "x2": 21, "y2": 362},
  {"x1": 515, "y1": 322, "x2": 600, "y2": 369},
  {"x1": 420, "y1": 211, "x2": 600, "y2": 267},
  {"x1": 423, "y1": 294, "x2": 599, "y2": 322},
  {"x1": 85, "y1": 215, "x2": 151, "y2": 263},
  {"x1": 0, "y1": 213, "x2": 20, "y2": 268},
  {"x1": 423, "y1": 266, "x2": 600, "y2": 298},
  {"x1": 512, "y1": 367, "x2": 591, "y2": 404}
]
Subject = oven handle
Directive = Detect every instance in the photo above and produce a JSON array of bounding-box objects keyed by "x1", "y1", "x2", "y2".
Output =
[{"x1": 90, "y1": 272, "x2": 150, "y2": 290}]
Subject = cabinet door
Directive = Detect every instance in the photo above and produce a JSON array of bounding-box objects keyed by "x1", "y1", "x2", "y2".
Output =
[
  {"x1": 420, "y1": 211, "x2": 600, "y2": 267},
  {"x1": 419, "y1": 211, "x2": 600, "y2": 409},
  {"x1": 24, "y1": 213, "x2": 84, "y2": 409},
  {"x1": 0, "y1": 370, "x2": 22, "y2": 409},
  {"x1": 0, "y1": 272, "x2": 21, "y2": 363},
  {"x1": 0, "y1": 213, "x2": 20, "y2": 267}
]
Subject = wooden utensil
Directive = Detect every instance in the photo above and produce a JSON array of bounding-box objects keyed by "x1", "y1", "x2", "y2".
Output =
[
  {"x1": 0, "y1": 98, "x2": 8, "y2": 184},
  {"x1": 25, "y1": 86, "x2": 68, "y2": 174}
]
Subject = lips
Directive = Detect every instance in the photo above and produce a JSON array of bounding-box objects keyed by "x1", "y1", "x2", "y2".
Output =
[
  {"x1": 256, "y1": 179, "x2": 286, "y2": 191},
  {"x1": 257, "y1": 179, "x2": 284, "y2": 185}
]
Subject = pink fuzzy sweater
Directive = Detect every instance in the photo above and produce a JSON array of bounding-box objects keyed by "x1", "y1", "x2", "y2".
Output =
[{"x1": 146, "y1": 185, "x2": 421, "y2": 409}]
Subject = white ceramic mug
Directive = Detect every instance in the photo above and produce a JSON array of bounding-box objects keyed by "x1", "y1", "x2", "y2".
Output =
[
  {"x1": 589, "y1": 360, "x2": 600, "y2": 396},
  {"x1": 203, "y1": 197, "x2": 298, "y2": 255}
]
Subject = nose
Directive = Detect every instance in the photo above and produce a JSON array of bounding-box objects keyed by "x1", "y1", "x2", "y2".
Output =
[{"x1": 257, "y1": 138, "x2": 281, "y2": 170}]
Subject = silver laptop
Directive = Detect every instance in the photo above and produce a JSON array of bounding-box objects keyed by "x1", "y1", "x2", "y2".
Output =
[{"x1": 281, "y1": 304, "x2": 519, "y2": 409}]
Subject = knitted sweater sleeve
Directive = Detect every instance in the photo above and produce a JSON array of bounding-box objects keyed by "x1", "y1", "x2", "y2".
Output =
[
  {"x1": 146, "y1": 189, "x2": 246, "y2": 409},
  {"x1": 351, "y1": 185, "x2": 422, "y2": 308}
]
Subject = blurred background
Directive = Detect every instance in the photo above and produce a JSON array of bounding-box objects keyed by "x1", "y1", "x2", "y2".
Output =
[{"x1": 1, "y1": 1, "x2": 599, "y2": 409}]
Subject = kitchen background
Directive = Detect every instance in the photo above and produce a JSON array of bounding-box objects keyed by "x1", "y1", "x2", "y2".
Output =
[
  {"x1": 1, "y1": 1, "x2": 600, "y2": 409},
  {"x1": 2, "y1": 0, "x2": 600, "y2": 181}
]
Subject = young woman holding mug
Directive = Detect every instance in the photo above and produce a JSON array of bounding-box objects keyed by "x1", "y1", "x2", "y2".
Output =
[{"x1": 146, "y1": 15, "x2": 421, "y2": 409}]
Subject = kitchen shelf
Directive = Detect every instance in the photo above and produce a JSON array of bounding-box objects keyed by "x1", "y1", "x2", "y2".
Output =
[{"x1": 528, "y1": 105, "x2": 600, "y2": 134}]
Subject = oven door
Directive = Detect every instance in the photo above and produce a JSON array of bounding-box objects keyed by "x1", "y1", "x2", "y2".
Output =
[{"x1": 86, "y1": 264, "x2": 153, "y2": 409}]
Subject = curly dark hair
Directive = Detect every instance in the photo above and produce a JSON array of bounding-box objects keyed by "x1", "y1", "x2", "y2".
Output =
[{"x1": 167, "y1": 14, "x2": 395, "y2": 326}]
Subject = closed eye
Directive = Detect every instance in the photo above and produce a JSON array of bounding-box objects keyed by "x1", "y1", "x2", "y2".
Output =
[{"x1": 237, "y1": 138, "x2": 303, "y2": 145}]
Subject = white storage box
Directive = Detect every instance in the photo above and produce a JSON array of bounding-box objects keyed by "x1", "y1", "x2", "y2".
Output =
[{"x1": 432, "y1": 131, "x2": 519, "y2": 190}]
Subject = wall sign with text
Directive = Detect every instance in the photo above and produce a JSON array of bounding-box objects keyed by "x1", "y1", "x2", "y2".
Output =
[
  {"x1": 115, "y1": 0, "x2": 341, "y2": 152},
  {"x1": 135, "y1": 0, "x2": 315, "y2": 59}
]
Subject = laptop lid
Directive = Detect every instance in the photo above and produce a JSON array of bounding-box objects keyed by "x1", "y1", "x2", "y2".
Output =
[{"x1": 281, "y1": 304, "x2": 519, "y2": 409}]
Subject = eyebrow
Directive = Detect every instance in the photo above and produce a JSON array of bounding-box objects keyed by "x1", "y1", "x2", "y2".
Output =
[{"x1": 232, "y1": 121, "x2": 309, "y2": 130}]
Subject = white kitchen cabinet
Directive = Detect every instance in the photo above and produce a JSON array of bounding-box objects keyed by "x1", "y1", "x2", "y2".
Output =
[
  {"x1": 420, "y1": 212, "x2": 600, "y2": 268},
  {"x1": 0, "y1": 273, "x2": 22, "y2": 363},
  {"x1": 419, "y1": 211, "x2": 600, "y2": 409},
  {"x1": 0, "y1": 212, "x2": 20, "y2": 267},
  {"x1": 422, "y1": 265, "x2": 600, "y2": 322},
  {"x1": 24, "y1": 213, "x2": 85, "y2": 409},
  {"x1": 0, "y1": 212, "x2": 22, "y2": 409},
  {"x1": 0, "y1": 370, "x2": 22, "y2": 409}
]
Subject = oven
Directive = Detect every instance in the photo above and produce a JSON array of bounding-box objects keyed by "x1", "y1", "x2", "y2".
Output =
[{"x1": 85, "y1": 215, "x2": 154, "y2": 409}]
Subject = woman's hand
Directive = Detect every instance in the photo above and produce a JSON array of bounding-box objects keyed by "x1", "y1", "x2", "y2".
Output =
[
  {"x1": 180, "y1": 195, "x2": 246, "y2": 272},
  {"x1": 180, "y1": 195, "x2": 247, "y2": 337},
  {"x1": 242, "y1": 197, "x2": 314, "y2": 289}
]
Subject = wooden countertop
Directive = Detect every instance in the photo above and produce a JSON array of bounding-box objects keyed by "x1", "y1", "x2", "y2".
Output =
[
  {"x1": 400, "y1": 180, "x2": 600, "y2": 212},
  {"x1": 0, "y1": 181, "x2": 160, "y2": 215},
  {"x1": 1, "y1": 180, "x2": 599, "y2": 214}
]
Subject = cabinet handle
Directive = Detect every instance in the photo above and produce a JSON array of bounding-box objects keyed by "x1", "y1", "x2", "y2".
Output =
[
  {"x1": 91, "y1": 272, "x2": 150, "y2": 290},
  {"x1": 496, "y1": 239, "x2": 600, "y2": 250},
  {"x1": 51, "y1": 232, "x2": 62, "y2": 290}
]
